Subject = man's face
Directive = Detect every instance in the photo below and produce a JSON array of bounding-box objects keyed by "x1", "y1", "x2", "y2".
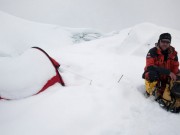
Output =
[{"x1": 159, "y1": 39, "x2": 170, "y2": 51}]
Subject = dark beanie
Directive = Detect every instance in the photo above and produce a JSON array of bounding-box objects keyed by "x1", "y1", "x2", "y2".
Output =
[{"x1": 159, "y1": 33, "x2": 171, "y2": 42}]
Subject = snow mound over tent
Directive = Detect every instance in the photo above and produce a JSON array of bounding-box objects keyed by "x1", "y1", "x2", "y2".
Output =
[{"x1": 0, "y1": 47, "x2": 64, "y2": 100}]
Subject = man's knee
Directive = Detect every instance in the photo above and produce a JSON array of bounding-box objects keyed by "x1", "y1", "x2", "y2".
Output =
[{"x1": 145, "y1": 80, "x2": 158, "y2": 95}]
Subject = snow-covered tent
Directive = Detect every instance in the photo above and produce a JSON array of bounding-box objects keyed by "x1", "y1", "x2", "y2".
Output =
[{"x1": 0, "y1": 47, "x2": 65, "y2": 100}]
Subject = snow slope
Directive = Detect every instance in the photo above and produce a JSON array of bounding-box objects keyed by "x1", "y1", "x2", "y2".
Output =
[
  {"x1": 1, "y1": 12, "x2": 180, "y2": 135},
  {"x1": 0, "y1": 11, "x2": 102, "y2": 57}
]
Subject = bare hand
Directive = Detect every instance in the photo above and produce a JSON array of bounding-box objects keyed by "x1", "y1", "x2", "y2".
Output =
[{"x1": 169, "y1": 72, "x2": 177, "y2": 81}]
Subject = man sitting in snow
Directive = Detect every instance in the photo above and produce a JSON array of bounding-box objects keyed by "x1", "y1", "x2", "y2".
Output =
[{"x1": 142, "y1": 33, "x2": 180, "y2": 112}]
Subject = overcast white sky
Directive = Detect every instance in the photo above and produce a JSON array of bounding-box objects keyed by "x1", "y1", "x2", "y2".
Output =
[{"x1": 0, "y1": 0, "x2": 179, "y2": 32}]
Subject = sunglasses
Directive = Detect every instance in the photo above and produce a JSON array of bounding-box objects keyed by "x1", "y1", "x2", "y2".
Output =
[{"x1": 161, "y1": 40, "x2": 170, "y2": 44}]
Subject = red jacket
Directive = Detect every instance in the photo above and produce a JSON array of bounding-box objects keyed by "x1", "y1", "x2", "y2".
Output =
[{"x1": 143, "y1": 45, "x2": 179, "y2": 80}]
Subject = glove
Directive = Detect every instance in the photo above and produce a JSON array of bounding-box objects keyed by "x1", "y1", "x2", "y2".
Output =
[{"x1": 145, "y1": 71, "x2": 159, "y2": 82}]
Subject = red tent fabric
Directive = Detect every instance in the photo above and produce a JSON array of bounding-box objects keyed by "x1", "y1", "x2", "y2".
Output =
[{"x1": 32, "y1": 47, "x2": 65, "y2": 94}]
